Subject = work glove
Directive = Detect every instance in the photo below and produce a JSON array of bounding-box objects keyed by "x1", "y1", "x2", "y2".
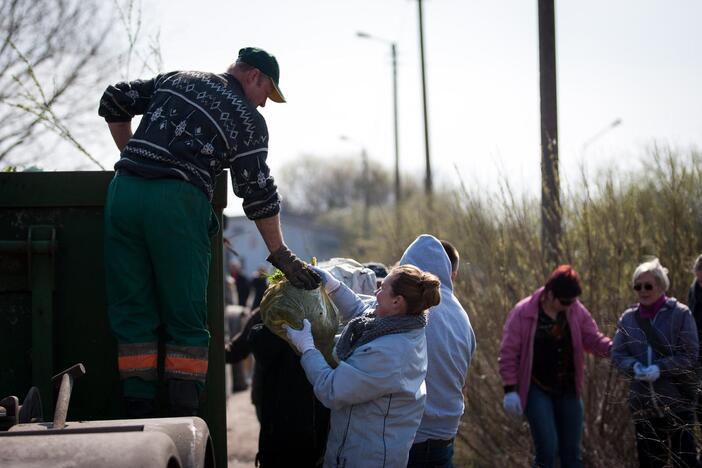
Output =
[
  {"x1": 634, "y1": 362, "x2": 661, "y2": 382},
  {"x1": 503, "y1": 392, "x2": 522, "y2": 417},
  {"x1": 640, "y1": 364, "x2": 661, "y2": 383},
  {"x1": 310, "y1": 266, "x2": 341, "y2": 294},
  {"x1": 267, "y1": 245, "x2": 321, "y2": 290},
  {"x1": 283, "y1": 319, "x2": 316, "y2": 354},
  {"x1": 633, "y1": 362, "x2": 647, "y2": 380}
]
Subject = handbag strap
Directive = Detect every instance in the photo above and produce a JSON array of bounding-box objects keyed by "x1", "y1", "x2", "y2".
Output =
[{"x1": 634, "y1": 309, "x2": 669, "y2": 358}]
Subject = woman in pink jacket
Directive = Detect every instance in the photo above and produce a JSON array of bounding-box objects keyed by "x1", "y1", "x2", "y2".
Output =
[{"x1": 498, "y1": 265, "x2": 612, "y2": 468}]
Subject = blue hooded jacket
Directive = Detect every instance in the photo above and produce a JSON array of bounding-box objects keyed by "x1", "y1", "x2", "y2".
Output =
[
  {"x1": 300, "y1": 274, "x2": 427, "y2": 467},
  {"x1": 400, "y1": 234, "x2": 476, "y2": 443}
]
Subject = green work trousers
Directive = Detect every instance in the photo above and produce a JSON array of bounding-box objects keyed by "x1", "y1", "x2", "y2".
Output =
[{"x1": 104, "y1": 174, "x2": 215, "y2": 399}]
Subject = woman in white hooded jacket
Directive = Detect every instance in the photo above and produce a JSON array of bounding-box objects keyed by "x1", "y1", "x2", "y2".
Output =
[{"x1": 285, "y1": 264, "x2": 441, "y2": 468}]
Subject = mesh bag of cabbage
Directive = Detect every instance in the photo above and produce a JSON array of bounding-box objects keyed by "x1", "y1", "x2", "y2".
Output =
[{"x1": 259, "y1": 270, "x2": 340, "y2": 367}]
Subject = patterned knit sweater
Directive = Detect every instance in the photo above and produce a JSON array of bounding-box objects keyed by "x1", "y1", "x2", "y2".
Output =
[{"x1": 98, "y1": 71, "x2": 280, "y2": 220}]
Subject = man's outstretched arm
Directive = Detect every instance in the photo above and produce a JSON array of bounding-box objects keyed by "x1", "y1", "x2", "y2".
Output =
[
  {"x1": 254, "y1": 215, "x2": 284, "y2": 253},
  {"x1": 254, "y1": 214, "x2": 320, "y2": 290}
]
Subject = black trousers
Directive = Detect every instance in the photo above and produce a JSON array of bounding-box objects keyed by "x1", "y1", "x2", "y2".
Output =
[{"x1": 635, "y1": 411, "x2": 698, "y2": 468}]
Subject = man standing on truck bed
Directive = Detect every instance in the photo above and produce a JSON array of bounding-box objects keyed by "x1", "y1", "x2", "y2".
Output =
[{"x1": 98, "y1": 47, "x2": 320, "y2": 417}]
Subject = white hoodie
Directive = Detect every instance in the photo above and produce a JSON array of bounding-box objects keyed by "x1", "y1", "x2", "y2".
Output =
[{"x1": 400, "y1": 234, "x2": 476, "y2": 443}]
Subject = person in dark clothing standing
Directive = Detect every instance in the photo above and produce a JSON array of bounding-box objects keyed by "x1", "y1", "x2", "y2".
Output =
[
  {"x1": 231, "y1": 260, "x2": 251, "y2": 307},
  {"x1": 613, "y1": 258, "x2": 699, "y2": 468},
  {"x1": 686, "y1": 255, "x2": 702, "y2": 350},
  {"x1": 226, "y1": 309, "x2": 263, "y2": 420},
  {"x1": 687, "y1": 254, "x2": 702, "y2": 426},
  {"x1": 250, "y1": 267, "x2": 269, "y2": 310},
  {"x1": 98, "y1": 47, "x2": 320, "y2": 417},
  {"x1": 248, "y1": 321, "x2": 330, "y2": 467}
]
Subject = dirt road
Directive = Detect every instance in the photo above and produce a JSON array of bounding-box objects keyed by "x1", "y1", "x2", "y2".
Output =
[{"x1": 226, "y1": 385, "x2": 259, "y2": 467}]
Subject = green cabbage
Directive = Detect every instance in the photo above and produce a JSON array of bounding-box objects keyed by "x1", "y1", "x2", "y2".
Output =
[{"x1": 259, "y1": 272, "x2": 339, "y2": 368}]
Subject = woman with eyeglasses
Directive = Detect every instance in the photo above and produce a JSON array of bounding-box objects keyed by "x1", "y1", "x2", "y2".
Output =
[
  {"x1": 612, "y1": 258, "x2": 699, "y2": 468},
  {"x1": 499, "y1": 265, "x2": 612, "y2": 468}
]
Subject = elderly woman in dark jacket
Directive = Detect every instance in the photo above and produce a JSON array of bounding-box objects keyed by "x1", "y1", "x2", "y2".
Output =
[{"x1": 613, "y1": 258, "x2": 699, "y2": 468}]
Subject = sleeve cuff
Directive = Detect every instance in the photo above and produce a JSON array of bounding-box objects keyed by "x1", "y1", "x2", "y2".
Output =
[
  {"x1": 244, "y1": 199, "x2": 281, "y2": 220},
  {"x1": 104, "y1": 116, "x2": 133, "y2": 123},
  {"x1": 503, "y1": 384, "x2": 517, "y2": 394}
]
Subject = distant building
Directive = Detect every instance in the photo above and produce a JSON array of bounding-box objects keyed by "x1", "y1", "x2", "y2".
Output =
[{"x1": 223, "y1": 213, "x2": 342, "y2": 277}]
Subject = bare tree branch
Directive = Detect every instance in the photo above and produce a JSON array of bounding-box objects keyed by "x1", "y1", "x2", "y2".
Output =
[{"x1": 0, "y1": 0, "x2": 161, "y2": 168}]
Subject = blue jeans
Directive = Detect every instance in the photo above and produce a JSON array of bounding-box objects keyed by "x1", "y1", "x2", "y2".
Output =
[
  {"x1": 524, "y1": 384, "x2": 584, "y2": 468},
  {"x1": 406, "y1": 440, "x2": 454, "y2": 468}
]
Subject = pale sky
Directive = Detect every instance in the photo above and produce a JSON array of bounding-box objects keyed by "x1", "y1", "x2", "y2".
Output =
[{"x1": 88, "y1": 0, "x2": 702, "y2": 215}]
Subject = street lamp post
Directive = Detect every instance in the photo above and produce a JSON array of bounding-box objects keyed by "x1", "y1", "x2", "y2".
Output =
[
  {"x1": 356, "y1": 31, "x2": 401, "y2": 206},
  {"x1": 581, "y1": 118, "x2": 623, "y2": 151},
  {"x1": 340, "y1": 135, "x2": 371, "y2": 237}
]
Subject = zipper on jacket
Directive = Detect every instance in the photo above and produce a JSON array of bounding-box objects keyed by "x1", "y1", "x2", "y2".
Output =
[
  {"x1": 526, "y1": 315, "x2": 537, "y2": 397},
  {"x1": 564, "y1": 307, "x2": 588, "y2": 399},
  {"x1": 645, "y1": 305, "x2": 666, "y2": 416},
  {"x1": 311, "y1": 392, "x2": 317, "y2": 451},
  {"x1": 336, "y1": 404, "x2": 354, "y2": 466},
  {"x1": 380, "y1": 394, "x2": 393, "y2": 468}
]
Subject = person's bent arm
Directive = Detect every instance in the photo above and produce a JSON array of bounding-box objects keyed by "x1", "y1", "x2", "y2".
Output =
[
  {"x1": 226, "y1": 310, "x2": 262, "y2": 364},
  {"x1": 578, "y1": 305, "x2": 612, "y2": 357},
  {"x1": 328, "y1": 281, "x2": 371, "y2": 322},
  {"x1": 108, "y1": 121, "x2": 133, "y2": 152},
  {"x1": 498, "y1": 307, "x2": 522, "y2": 392},
  {"x1": 98, "y1": 74, "x2": 161, "y2": 147},
  {"x1": 300, "y1": 345, "x2": 401, "y2": 410},
  {"x1": 611, "y1": 318, "x2": 638, "y2": 377},
  {"x1": 255, "y1": 215, "x2": 320, "y2": 290}
]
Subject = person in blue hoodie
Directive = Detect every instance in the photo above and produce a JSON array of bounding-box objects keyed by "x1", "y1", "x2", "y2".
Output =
[{"x1": 402, "y1": 235, "x2": 476, "y2": 468}]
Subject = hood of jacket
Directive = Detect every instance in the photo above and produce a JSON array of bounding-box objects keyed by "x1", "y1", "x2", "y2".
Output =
[{"x1": 399, "y1": 234, "x2": 453, "y2": 290}]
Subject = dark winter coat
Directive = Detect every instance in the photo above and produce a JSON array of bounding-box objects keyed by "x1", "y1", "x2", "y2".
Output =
[
  {"x1": 612, "y1": 298, "x2": 699, "y2": 415},
  {"x1": 248, "y1": 323, "x2": 329, "y2": 467}
]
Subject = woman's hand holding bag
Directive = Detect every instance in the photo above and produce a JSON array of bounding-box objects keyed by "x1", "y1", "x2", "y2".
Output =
[{"x1": 283, "y1": 319, "x2": 316, "y2": 354}]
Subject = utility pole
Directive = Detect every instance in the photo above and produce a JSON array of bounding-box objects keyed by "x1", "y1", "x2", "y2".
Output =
[
  {"x1": 538, "y1": 0, "x2": 561, "y2": 267},
  {"x1": 417, "y1": 0, "x2": 432, "y2": 196},
  {"x1": 391, "y1": 43, "x2": 401, "y2": 206}
]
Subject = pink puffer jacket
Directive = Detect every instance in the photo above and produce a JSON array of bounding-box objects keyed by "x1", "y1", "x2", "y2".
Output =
[{"x1": 499, "y1": 287, "x2": 612, "y2": 408}]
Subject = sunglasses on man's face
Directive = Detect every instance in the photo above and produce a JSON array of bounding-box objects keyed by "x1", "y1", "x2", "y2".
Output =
[{"x1": 633, "y1": 283, "x2": 654, "y2": 292}]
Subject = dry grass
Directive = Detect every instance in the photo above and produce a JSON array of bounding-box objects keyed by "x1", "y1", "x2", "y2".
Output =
[{"x1": 326, "y1": 146, "x2": 702, "y2": 467}]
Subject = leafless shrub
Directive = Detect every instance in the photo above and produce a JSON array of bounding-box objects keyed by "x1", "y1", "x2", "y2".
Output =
[
  {"x1": 0, "y1": 0, "x2": 161, "y2": 169},
  {"x1": 333, "y1": 146, "x2": 702, "y2": 466}
]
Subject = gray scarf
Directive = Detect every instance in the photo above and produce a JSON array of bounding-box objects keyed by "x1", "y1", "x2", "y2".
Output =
[{"x1": 335, "y1": 311, "x2": 427, "y2": 361}]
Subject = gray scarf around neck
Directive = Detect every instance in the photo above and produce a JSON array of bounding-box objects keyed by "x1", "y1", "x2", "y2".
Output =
[{"x1": 335, "y1": 311, "x2": 427, "y2": 361}]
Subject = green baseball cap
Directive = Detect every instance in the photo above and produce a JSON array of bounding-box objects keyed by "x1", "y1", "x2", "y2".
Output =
[{"x1": 237, "y1": 47, "x2": 285, "y2": 103}]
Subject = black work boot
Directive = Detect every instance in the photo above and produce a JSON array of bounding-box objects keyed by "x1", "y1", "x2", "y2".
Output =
[
  {"x1": 124, "y1": 397, "x2": 156, "y2": 419},
  {"x1": 168, "y1": 379, "x2": 200, "y2": 417}
]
